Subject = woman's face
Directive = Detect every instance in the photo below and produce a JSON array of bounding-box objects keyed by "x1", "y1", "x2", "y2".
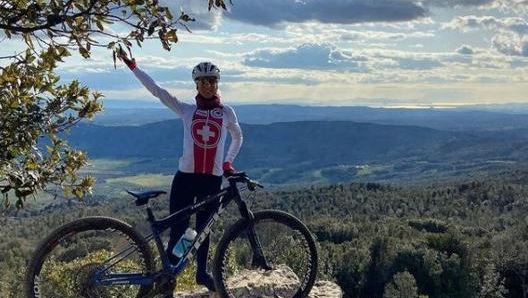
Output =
[{"x1": 196, "y1": 77, "x2": 219, "y2": 99}]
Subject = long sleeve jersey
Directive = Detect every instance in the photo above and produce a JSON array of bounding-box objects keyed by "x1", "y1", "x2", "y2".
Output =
[{"x1": 132, "y1": 67, "x2": 243, "y2": 176}]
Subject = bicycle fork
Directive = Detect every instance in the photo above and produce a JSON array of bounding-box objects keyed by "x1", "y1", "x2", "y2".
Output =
[
  {"x1": 247, "y1": 222, "x2": 273, "y2": 270},
  {"x1": 238, "y1": 201, "x2": 272, "y2": 270}
]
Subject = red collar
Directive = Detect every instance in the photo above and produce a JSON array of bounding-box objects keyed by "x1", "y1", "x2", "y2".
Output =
[{"x1": 195, "y1": 94, "x2": 222, "y2": 110}]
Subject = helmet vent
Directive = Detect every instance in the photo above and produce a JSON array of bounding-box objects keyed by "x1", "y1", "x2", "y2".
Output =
[{"x1": 192, "y1": 62, "x2": 220, "y2": 81}]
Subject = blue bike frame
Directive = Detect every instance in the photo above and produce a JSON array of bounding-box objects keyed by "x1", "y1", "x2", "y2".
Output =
[{"x1": 90, "y1": 179, "x2": 249, "y2": 287}]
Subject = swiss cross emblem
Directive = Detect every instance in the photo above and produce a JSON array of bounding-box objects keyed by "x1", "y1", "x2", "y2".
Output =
[{"x1": 191, "y1": 119, "x2": 221, "y2": 148}]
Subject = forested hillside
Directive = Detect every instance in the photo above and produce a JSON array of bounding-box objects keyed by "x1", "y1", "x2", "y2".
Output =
[
  {"x1": 2, "y1": 170, "x2": 528, "y2": 297},
  {"x1": 63, "y1": 120, "x2": 528, "y2": 186}
]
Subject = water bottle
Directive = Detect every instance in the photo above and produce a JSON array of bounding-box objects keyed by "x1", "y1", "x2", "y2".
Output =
[{"x1": 172, "y1": 228, "x2": 197, "y2": 258}]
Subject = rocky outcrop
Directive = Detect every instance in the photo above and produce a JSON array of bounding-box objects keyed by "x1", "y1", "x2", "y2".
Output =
[{"x1": 175, "y1": 265, "x2": 342, "y2": 298}]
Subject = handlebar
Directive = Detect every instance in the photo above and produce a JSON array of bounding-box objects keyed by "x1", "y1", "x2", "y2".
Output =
[{"x1": 226, "y1": 172, "x2": 264, "y2": 191}]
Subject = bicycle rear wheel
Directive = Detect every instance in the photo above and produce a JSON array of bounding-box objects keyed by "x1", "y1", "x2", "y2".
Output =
[
  {"x1": 213, "y1": 210, "x2": 318, "y2": 298},
  {"x1": 25, "y1": 216, "x2": 155, "y2": 298}
]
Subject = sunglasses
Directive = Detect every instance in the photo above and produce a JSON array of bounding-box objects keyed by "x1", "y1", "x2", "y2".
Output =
[{"x1": 196, "y1": 77, "x2": 218, "y2": 86}]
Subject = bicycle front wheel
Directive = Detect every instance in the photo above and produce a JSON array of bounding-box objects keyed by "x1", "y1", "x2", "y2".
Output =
[
  {"x1": 25, "y1": 216, "x2": 155, "y2": 298},
  {"x1": 213, "y1": 210, "x2": 318, "y2": 298}
]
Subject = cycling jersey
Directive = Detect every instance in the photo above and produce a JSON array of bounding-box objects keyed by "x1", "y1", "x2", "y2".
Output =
[{"x1": 132, "y1": 67, "x2": 243, "y2": 176}]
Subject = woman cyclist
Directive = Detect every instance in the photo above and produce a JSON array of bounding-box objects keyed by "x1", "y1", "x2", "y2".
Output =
[{"x1": 117, "y1": 51, "x2": 243, "y2": 292}]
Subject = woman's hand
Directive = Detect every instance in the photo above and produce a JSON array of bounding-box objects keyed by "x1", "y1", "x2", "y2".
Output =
[
  {"x1": 117, "y1": 46, "x2": 137, "y2": 70},
  {"x1": 223, "y1": 162, "x2": 235, "y2": 177}
]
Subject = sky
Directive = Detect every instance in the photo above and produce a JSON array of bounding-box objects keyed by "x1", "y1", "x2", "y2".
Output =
[{"x1": 5, "y1": 0, "x2": 528, "y2": 108}]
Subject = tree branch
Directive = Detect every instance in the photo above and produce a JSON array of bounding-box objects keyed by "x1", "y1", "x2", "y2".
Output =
[{"x1": 0, "y1": 0, "x2": 100, "y2": 34}]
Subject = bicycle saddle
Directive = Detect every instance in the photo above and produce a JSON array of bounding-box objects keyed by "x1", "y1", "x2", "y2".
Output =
[{"x1": 126, "y1": 190, "x2": 167, "y2": 206}]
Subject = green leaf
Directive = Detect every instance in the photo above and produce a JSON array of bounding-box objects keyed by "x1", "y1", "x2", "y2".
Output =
[
  {"x1": 166, "y1": 29, "x2": 178, "y2": 43},
  {"x1": 79, "y1": 46, "x2": 90, "y2": 58},
  {"x1": 74, "y1": 2, "x2": 85, "y2": 11},
  {"x1": 23, "y1": 33, "x2": 34, "y2": 49},
  {"x1": 148, "y1": 21, "x2": 157, "y2": 36},
  {"x1": 96, "y1": 19, "x2": 104, "y2": 31}
]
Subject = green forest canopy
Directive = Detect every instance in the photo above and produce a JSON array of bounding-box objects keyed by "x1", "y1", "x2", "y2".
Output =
[{"x1": 2, "y1": 172, "x2": 528, "y2": 297}]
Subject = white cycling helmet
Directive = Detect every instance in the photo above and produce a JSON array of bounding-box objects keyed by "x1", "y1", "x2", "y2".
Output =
[{"x1": 192, "y1": 62, "x2": 220, "y2": 81}]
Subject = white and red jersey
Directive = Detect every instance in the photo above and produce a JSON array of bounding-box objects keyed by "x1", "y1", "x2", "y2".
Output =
[{"x1": 133, "y1": 67, "x2": 243, "y2": 176}]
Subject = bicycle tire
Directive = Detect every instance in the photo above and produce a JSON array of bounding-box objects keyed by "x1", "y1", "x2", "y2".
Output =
[
  {"x1": 25, "y1": 216, "x2": 155, "y2": 298},
  {"x1": 213, "y1": 210, "x2": 318, "y2": 298}
]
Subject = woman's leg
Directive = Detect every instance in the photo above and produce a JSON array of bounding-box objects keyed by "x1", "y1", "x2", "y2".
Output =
[
  {"x1": 194, "y1": 174, "x2": 222, "y2": 290},
  {"x1": 167, "y1": 171, "x2": 195, "y2": 263}
]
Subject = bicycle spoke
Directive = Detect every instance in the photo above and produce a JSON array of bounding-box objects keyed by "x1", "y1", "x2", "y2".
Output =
[
  {"x1": 214, "y1": 210, "x2": 318, "y2": 298},
  {"x1": 26, "y1": 217, "x2": 155, "y2": 298}
]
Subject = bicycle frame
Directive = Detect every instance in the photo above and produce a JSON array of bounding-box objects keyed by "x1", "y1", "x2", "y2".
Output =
[{"x1": 91, "y1": 176, "x2": 266, "y2": 288}]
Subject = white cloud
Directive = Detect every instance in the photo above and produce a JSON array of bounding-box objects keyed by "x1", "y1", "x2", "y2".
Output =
[
  {"x1": 456, "y1": 45, "x2": 475, "y2": 54},
  {"x1": 444, "y1": 15, "x2": 528, "y2": 33},
  {"x1": 486, "y1": 0, "x2": 528, "y2": 15},
  {"x1": 242, "y1": 43, "x2": 371, "y2": 72},
  {"x1": 492, "y1": 32, "x2": 528, "y2": 56},
  {"x1": 443, "y1": 15, "x2": 528, "y2": 56}
]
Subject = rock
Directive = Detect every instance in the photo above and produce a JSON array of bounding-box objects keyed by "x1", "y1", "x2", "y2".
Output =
[
  {"x1": 307, "y1": 281, "x2": 343, "y2": 298},
  {"x1": 174, "y1": 265, "x2": 342, "y2": 298}
]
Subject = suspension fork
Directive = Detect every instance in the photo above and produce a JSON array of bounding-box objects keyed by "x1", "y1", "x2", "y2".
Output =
[{"x1": 234, "y1": 191, "x2": 272, "y2": 270}]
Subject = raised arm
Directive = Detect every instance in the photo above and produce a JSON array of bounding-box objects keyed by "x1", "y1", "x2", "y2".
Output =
[{"x1": 117, "y1": 50, "x2": 189, "y2": 115}]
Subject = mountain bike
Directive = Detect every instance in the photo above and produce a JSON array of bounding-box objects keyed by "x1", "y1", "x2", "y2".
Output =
[{"x1": 25, "y1": 172, "x2": 318, "y2": 298}]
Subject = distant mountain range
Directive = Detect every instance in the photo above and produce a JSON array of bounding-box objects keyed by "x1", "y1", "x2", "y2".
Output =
[
  {"x1": 69, "y1": 105, "x2": 528, "y2": 185},
  {"x1": 94, "y1": 102, "x2": 528, "y2": 132}
]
